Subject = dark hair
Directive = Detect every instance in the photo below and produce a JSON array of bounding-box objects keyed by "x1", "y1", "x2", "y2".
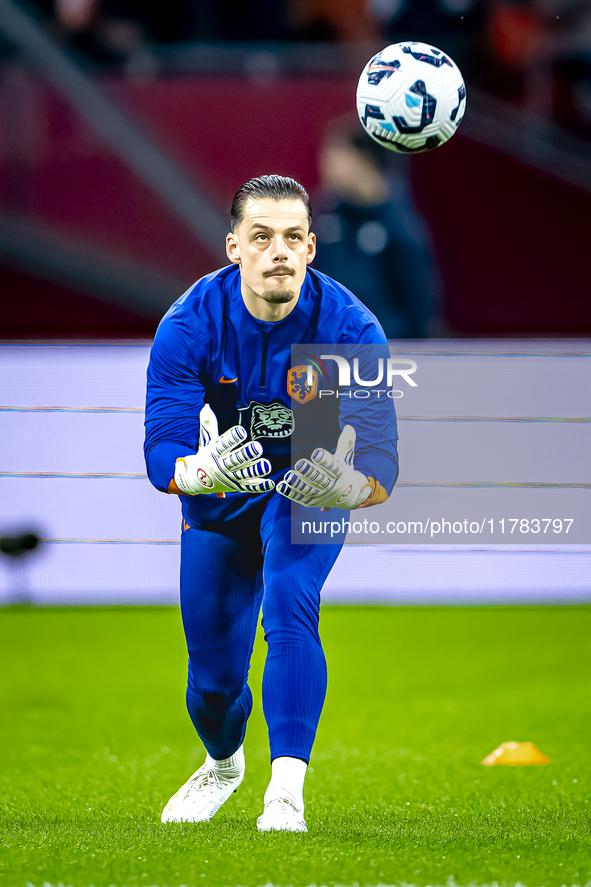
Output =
[{"x1": 230, "y1": 175, "x2": 312, "y2": 231}]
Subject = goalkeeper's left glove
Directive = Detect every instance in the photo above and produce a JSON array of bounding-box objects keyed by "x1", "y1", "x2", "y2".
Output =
[{"x1": 276, "y1": 425, "x2": 385, "y2": 510}]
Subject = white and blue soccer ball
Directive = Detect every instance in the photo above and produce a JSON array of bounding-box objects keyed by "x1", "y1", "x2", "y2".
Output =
[{"x1": 356, "y1": 41, "x2": 466, "y2": 154}]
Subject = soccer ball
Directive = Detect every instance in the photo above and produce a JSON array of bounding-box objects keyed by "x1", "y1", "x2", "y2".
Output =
[{"x1": 356, "y1": 41, "x2": 466, "y2": 154}]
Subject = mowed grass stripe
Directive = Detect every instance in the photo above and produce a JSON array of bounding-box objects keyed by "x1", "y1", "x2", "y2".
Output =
[{"x1": 0, "y1": 606, "x2": 590, "y2": 887}]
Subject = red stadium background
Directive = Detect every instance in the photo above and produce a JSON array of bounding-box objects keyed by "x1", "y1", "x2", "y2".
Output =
[{"x1": 1, "y1": 74, "x2": 590, "y2": 337}]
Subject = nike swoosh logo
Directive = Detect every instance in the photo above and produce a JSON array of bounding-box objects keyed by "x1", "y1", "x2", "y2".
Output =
[{"x1": 219, "y1": 376, "x2": 238, "y2": 383}]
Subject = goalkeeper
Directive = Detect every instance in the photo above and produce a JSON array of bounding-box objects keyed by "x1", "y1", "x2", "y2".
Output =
[{"x1": 144, "y1": 174, "x2": 399, "y2": 833}]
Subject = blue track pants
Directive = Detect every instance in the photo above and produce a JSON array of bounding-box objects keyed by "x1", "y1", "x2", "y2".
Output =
[{"x1": 180, "y1": 494, "x2": 346, "y2": 763}]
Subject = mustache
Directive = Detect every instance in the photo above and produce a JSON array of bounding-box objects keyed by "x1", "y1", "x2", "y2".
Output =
[{"x1": 263, "y1": 266, "x2": 295, "y2": 278}]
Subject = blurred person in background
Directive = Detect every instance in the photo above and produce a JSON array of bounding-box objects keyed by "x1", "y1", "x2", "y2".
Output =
[
  {"x1": 314, "y1": 116, "x2": 443, "y2": 339},
  {"x1": 369, "y1": 0, "x2": 485, "y2": 73},
  {"x1": 28, "y1": 0, "x2": 201, "y2": 66},
  {"x1": 487, "y1": 0, "x2": 591, "y2": 135},
  {"x1": 288, "y1": 0, "x2": 378, "y2": 41},
  {"x1": 41, "y1": 0, "x2": 369, "y2": 48}
]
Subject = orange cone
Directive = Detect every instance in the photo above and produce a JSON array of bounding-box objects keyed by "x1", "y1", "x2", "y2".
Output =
[{"x1": 481, "y1": 741, "x2": 550, "y2": 766}]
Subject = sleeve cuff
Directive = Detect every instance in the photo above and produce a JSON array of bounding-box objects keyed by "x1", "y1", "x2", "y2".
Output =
[
  {"x1": 146, "y1": 440, "x2": 195, "y2": 493},
  {"x1": 354, "y1": 449, "x2": 399, "y2": 495}
]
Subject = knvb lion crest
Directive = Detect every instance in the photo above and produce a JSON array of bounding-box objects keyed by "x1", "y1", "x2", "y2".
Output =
[
  {"x1": 288, "y1": 365, "x2": 318, "y2": 404},
  {"x1": 239, "y1": 400, "x2": 294, "y2": 440}
]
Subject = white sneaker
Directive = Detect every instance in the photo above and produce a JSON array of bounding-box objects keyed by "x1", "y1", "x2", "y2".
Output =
[
  {"x1": 161, "y1": 747, "x2": 244, "y2": 823},
  {"x1": 256, "y1": 793, "x2": 307, "y2": 833}
]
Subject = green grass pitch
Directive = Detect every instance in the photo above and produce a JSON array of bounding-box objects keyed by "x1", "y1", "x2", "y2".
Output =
[{"x1": 0, "y1": 605, "x2": 590, "y2": 887}]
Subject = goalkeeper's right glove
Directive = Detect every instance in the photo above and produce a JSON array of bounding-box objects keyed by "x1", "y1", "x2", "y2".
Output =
[{"x1": 173, "y1": 404, "x2": 275, "y2": 496}]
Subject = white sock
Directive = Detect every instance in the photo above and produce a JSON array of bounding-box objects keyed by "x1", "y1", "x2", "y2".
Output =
[
  {"x1": 265, "y1": 756, "x2": 308, "y2": 810},
  {"x1": 206, "y1": 745, "x2": 244, "y2": 779}
]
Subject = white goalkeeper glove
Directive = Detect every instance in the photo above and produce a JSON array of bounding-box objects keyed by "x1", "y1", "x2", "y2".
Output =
[
  {"x1": 174, "y1": 404, "x2": 275, "y2": 496},
  {"x1": 276, "y1": 425, "x2": 373, "y2": 510}
]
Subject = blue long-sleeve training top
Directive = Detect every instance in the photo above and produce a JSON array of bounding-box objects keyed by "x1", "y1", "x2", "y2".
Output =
[{"x1": 144, "y1": 263, "x2": 399, "y2": 527}]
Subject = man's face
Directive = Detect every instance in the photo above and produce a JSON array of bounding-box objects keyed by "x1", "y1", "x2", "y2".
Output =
[
  {"x1": 319, "y1": 140, "x2": 386, "y2": 206},
  {"x1": 226, "y1": 197, "x2": 316, "y2": 310}
]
